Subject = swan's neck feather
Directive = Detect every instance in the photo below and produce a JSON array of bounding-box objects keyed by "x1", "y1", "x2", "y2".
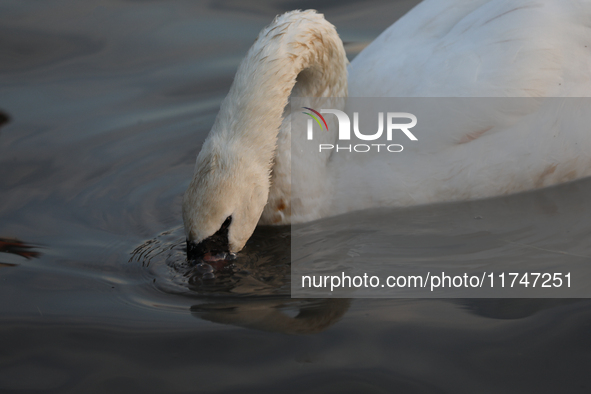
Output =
[
  {"x1": 212, "y1": 10, "x2": 347, "y2": 165},
  {"x1": 183, "y1": 10, "x2": 348, "y2": 249}
]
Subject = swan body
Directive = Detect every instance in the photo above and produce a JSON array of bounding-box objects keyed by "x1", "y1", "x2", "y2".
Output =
[{"x1": 183, "y1": 1, "x2": 591, "y2": 255}]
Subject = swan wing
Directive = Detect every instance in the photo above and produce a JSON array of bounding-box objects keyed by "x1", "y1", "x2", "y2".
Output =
[
  {"x1": 349, "y1": 0, "x2": 591, "y2": 98},
  {"x1": 324, "y1": 0, "x2": 591, "y2": 215}
]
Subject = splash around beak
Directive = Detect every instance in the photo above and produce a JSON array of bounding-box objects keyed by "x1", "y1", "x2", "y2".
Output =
[
  {"x1": 186, "y1": 238, "x2": 228, "y2": 261},
  {"x1": 187, "y1": 238, "x2": 237, "y2": 273}
]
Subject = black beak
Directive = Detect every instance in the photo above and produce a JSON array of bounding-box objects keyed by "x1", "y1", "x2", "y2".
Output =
[{"x1": 186, "y1": 216, "x2": 232, "y2": 261}]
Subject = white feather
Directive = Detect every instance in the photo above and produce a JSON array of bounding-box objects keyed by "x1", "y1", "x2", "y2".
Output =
[{"x1": 183, "y1": 2, "x2": 591, "y2": 252}]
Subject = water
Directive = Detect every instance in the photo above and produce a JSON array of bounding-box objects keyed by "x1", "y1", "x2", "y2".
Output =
[
  {"x1": 1, "y1": 0, "x2": 590, "y2": 392},
  {"x1": 291, "y1": 177, "x2": 591, "y2": 297}
]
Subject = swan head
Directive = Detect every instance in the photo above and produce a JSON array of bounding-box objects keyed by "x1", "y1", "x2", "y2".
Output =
[{"x1": 182, "y1": 134, "x2": 271, "y2": 259}]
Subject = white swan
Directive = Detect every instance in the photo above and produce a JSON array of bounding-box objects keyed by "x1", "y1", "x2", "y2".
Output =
[{"x1": 182, "y1": 1, "x2": 591, "y2": 257}]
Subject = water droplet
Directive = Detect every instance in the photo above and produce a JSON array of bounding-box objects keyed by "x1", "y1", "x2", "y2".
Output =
[
  {"x1": 202, "y1": 272, "x2": 215, "y2": 280},
  {"x1": 474, "y1": 216, "x2": 483, "y2": 220}
]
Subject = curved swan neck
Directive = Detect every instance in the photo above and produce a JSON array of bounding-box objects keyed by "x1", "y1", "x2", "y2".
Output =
[
  {"x1": 210, "y1": 10, "x2": 348, "y2": 165},
  {"x1": 182, "y1": 11, "x2": 348, "y2": 250}
]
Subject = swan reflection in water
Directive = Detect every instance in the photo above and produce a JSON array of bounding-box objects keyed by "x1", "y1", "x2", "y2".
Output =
[
  {"x1": 191, "y1": 298, "x2": 351, "y2": 335},
  {"x1": 130, "y1": 225, "x2": 582, "y2": 334},
  {"x1": 131, "y1": 225, "x2": 351, "y2": 334}
]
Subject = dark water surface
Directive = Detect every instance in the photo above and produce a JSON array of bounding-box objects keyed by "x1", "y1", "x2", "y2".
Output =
[{"x1": 1, "y1": 0, "x2": 590, "y2": 392}]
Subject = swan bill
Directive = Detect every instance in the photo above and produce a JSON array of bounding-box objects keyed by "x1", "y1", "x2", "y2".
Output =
[{"x1": 186, "y1": 216, "x2": 232, "y2": 262}]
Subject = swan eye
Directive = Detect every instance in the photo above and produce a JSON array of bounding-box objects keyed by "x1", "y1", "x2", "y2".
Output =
[{"x1": 221, "y1": 216, "x2": 232, "y2": 230}]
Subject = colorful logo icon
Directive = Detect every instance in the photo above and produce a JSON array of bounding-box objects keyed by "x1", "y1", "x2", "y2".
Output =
[{"x1": 302, "y1": 107, "x2": 328, "y2": 131}]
